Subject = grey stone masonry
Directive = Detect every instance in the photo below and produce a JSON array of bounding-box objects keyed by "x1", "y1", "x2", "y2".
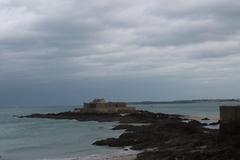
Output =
[
  {"x1": 74, "y1": 99, "x2": 136, "y2": 114},
  {"x1": 220, "y1": 105, "x2": 240, "y2": 135}
]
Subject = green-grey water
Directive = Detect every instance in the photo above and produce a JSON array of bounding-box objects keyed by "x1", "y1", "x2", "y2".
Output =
[{"x1": 0, "y1": 106, "x2": 124, "y2": 160}]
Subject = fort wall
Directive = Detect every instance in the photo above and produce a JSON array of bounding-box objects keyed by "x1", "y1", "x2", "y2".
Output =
[
  {"x1": 74, "y1": 99, "x2": 136, "y2": 114},
  {"x1": 220, "y1": 105, "x2": 240, "y2": 134}
]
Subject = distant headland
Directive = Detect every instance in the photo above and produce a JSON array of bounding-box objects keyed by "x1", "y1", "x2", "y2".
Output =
[{"x1": 128, "y1": 98, "x2": 240, "y2": 105}]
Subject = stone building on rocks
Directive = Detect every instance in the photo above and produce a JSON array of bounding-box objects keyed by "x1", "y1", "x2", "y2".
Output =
[{"x1": 74, "y1": 99, "x2": 136, "y2": 114}]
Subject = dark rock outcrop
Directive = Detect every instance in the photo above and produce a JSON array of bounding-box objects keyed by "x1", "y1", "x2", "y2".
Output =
[
  {"x1": 94, "y1": 119, "x2": 240, "y2": 160},
  {"x1": 19, "y1": 110, "x2": 182, "y2": 123},
  {"x1": 20, "y1": 110, "x2": 240, "y2": 160},
  {"x1": 201, "y1": 117, "x2": 210, "y2": 120},
  {"x1": 209, "y1": 121, "x2": 220, "y2": 126}
]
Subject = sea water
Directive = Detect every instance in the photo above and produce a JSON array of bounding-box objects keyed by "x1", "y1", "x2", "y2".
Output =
[
  {"x1": 0, "y1": 102, "x2": 220, "y2": 160},
  {"x1": 0, "y1": 106, "x2": 125, "y2": 160},
  {"x1": 135, "y1": 101, "x2": 221, "y2": 119}
]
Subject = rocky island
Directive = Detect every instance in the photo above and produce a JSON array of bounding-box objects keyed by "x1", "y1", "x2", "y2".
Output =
[{"x1": 19, "y1": 99, "x2": 240, "y2": 160}]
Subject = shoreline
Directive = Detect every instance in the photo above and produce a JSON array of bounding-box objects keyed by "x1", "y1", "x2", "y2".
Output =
[
  {"x1": 38, "y1": 152, "x2": 137, "y2": 160},
  {"x1": 20, "y1": 110, "x2": 239, "y2": 160},
  {"x1": 67, "y1": 152, "x2": 137, "y2": 160},
  {"x1": 183, "y1": 114, "x2": 220, "y2": 121},
  {"x1": 102, "y1": 154, "x2": 136, "y2": 160}
]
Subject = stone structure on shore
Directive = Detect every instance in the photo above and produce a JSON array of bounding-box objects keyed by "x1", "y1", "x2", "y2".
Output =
[
  {"x1": 220, "y1": 104, "x2": 240, "y2": 134},
  {"x1": 74, "y1": 99, "x2": 136, "y2": 114}
]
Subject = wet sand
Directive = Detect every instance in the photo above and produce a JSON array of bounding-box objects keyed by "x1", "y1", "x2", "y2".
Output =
[{"x1": 184, "y1": 114, "x2": 219, "y2": 121}]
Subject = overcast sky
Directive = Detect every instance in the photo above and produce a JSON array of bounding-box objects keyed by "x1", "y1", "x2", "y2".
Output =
[{"x1": 1, "y1": 0, "x2": 240, "y2": 106}]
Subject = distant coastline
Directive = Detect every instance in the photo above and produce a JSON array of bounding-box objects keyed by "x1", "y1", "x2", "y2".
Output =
[{"x1": 128, "y1": 98, "x2": 240, "y2": 105}]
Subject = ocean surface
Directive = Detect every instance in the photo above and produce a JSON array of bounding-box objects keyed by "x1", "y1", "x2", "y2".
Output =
[
  {"x1": 135, "y1": 102, "x2": 221, "y2": 119},
  {"x1": 0, "y1": 102, "x2": 221, "y2": 160}
]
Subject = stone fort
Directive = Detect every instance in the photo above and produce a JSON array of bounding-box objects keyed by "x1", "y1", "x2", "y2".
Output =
[{"x1": 74, "y1": 99, "x2": 136, "y2": 114}]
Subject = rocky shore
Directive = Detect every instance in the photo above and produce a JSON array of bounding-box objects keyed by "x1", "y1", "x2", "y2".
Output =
[{"x1": 20, "y1": 110, "x2": 240, "y2": 160}]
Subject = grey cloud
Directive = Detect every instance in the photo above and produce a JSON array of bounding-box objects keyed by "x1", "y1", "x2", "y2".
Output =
[
  {"x1": 139, "y1": 0, "x2": 240, "y2": 46},
  {"x1": 0, "y1": 0, "x2": 240, "y2": 105}
]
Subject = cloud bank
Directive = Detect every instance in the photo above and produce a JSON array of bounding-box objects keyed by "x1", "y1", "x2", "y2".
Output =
[{"x1": 0, "y1": 0, "x2": 240, "y2": 105}]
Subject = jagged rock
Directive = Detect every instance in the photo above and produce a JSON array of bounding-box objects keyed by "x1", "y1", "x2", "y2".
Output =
[
  {"x1": 209, "y1": 121, "x2": 220, "y2": 126},
  {"x1": 202, "y1": 117, "x2": 210, "y2": 120}
]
